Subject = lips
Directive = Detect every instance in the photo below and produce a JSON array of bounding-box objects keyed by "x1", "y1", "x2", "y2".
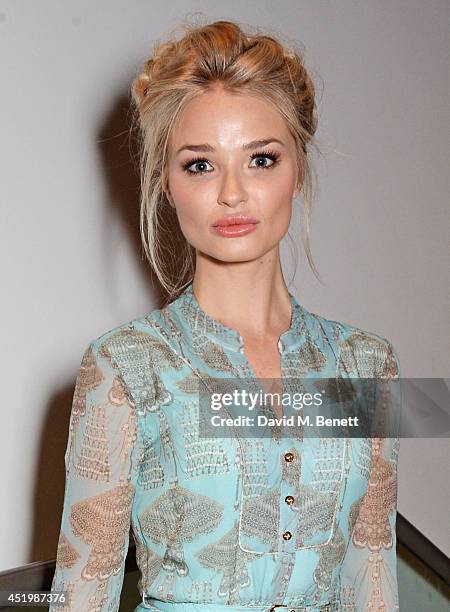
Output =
[{"x1": 212, "y1": 215, "x2": 259, "y2": 227}]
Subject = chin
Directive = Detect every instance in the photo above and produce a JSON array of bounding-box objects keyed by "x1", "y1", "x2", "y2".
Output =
[{"x1": 204, "y1": 242, "x2": 278, "y2": 264}]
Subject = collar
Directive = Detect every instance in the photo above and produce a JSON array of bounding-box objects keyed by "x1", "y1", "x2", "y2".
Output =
[{"x1": 166, "y1": 281, "x2": 308, "y2": 353}]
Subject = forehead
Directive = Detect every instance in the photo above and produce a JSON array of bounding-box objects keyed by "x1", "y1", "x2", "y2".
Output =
[{"x1": 169, "y1": 86, "x2": 291, "y2": 149}]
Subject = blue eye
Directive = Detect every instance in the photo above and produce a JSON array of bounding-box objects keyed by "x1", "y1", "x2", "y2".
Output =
[
  {"x1": 181, "y1": 149, "x2": 281, "y2": 175},
  {"x1": 249, "y1": 150, "x2": 280, "y2": 169},
  {"x1": 182, "y1": 158, "x2": 213, "y2": 175}
]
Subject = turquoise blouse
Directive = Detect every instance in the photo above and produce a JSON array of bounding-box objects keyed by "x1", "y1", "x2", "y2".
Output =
[{"x1": 50, "y1": 281, "x2": 401, "y2": 612}]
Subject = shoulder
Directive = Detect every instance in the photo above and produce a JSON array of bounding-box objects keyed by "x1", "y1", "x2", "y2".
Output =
[
  {"x1": 88, "y1": 308, "x2": 165, "y2": 356},
  {"x1": 82, "y1": 310, "x2": 168, "y2": 411},
  {"x1": 301, "y1": 305, "x2": 400, "y2": 378}
]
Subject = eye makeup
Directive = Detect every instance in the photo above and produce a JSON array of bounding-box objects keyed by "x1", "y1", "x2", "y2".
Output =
[{"x1": 181, "y1": 149, "x2": 281, "y2": 175}]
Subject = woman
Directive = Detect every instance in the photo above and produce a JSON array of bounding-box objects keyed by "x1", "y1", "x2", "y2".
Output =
[{"x1": 50, "y1": 19, "x2": 401, "y2": 612}]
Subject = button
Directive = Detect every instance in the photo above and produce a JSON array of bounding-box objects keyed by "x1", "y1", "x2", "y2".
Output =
[
  {"x1": 285, "y1": 495, "x2": 294, "y2": 505},
  {"x1": 282, "y1": 530, "x2": 292, "y2": 540},
  {"x1": 284, "y1": 451, "x2": 294, "y2": 462}
]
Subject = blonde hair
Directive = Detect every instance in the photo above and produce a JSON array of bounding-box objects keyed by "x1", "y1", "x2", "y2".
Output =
[{"x1": 130, "y1": 17, "x2": 322, "y2": 301}]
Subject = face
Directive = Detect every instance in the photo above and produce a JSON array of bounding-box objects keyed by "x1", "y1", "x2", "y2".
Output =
[{"x1": 165, "y1": 84, "x2": 302, "y2": 263}]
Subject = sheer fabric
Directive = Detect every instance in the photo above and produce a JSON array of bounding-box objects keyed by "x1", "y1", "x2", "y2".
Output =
[{"x1": 50, "y1": 282, "x2": 400, "y2": 611}]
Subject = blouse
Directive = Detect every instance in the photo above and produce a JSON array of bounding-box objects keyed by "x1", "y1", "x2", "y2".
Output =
[{"x1": 49, "y1": 281, "x2": 401, "y2": 612}]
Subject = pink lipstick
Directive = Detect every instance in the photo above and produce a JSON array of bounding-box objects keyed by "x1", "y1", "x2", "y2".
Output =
[{"x1": 211, "y1": 215, "x2": 259, "y2": 238}]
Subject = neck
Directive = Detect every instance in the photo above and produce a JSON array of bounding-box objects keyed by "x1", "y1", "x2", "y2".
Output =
[{"x1": 192, "y1": 247, "x2": 293, "y2": 341}]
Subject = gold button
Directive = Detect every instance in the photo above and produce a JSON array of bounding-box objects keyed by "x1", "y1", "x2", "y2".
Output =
[
  {"x1": 284, "y1": 451, "x2": 294, "y2": 462},
  {"x1": 282, "y1": 530, "x2": 292, "y2": 540},
  {"x1": 285, "y1": 495, "x2": 294, "y2": 505}
]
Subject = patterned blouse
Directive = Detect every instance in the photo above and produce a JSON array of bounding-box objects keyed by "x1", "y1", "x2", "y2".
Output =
[{"x1": 50, "y1": 281, "x2": 401, "y2": 612}]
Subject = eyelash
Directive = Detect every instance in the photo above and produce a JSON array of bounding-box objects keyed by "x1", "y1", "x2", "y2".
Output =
[{"x1": 181, "y1": 149, "x2": 281, "y2": 175}]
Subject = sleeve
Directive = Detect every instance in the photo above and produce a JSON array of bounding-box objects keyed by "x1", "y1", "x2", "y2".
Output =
[
  {"x1": 49, "y1": 340, "x2": 144, "y2": 612},
  {"x1": 340, "y1": 341, "x2": 401, "y2": 611}
]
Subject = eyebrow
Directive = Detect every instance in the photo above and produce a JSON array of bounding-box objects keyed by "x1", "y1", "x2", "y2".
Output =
[{"x1": 175, "y1": 138, "x2": 285, "y2": 156}]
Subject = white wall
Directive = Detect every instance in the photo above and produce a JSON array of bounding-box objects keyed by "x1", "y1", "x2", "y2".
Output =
[{"x1": 1, "y1": 0, "x2": 448, "y2": 571}]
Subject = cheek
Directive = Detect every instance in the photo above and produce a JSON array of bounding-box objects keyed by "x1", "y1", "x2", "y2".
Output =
[
  {"x1": 169, "y1": 179, "x2": 212, "y2": 241},
  {"x1": 262, "y1": 183, "x2": 294, "y2": 227},
  {"x1": 170, "y1": 176, "x2": 203, "y2": 218}
]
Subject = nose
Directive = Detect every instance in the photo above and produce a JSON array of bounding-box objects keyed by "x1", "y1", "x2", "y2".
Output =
[{"x1": 217, "y1": 167, "x2": 248, "y2": 207}]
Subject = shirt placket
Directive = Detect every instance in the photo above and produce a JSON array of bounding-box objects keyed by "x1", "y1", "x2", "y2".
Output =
[{"x1": 279, "y1": 445, "x2": 301, "y2": 552}]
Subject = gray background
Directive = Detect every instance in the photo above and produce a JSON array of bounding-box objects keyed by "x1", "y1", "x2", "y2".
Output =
[{"x1": 0, "y1": 0, "x2": 448, "y2": 571}]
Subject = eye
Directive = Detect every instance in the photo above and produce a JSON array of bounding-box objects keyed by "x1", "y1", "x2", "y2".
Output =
[
  {"x1": 181, "y1": 149, "x2": 281, "y2": 176},
  {"x1": 182, "y1": 157, "x2": 213, "y2": 175},
  {"x1": 249, "y1": 149, "x2": 280, "y2": 169}
]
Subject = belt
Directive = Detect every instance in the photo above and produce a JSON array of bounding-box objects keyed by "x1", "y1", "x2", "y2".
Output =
[{"x1": 138, "y1": 596, "x2": 336, "y2": 612}]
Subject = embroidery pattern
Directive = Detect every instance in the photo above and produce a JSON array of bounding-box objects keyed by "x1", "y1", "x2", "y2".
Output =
[
  {"x1": 134, "y1": 537, "x2": 163, "y2": 593},
  {"x1": 351, "y1": 439, "x2": 397, "y2": 551},
  {"x1": 70, "y1": 480, "x2": 135, "y2": 581},
  {"x1": 138, "y1": 433, "x2": 165, "y2": 490},
  {"x1": 50, "y1": 282, "x2": 400, "y2": 611},
  {"x1": 74, "y1": 403, "x2": 110, "y2": 481},
  {"x1": 139, "y1": 485, "x2": 224, "y2": 574},
  {"x1": 55, "y1": 533, "x2": 80, "y2": 569},
  {"x1": 196, "y1": 522, "x2": 254, "y2": 604},
  {"x1": 178, "y1": 401, "x2": 230, "y2": 478},
  {"x1": 239, "y1": 487, "x2": 281, "y2": 549},
  {"x1": 313, "y1": 526, "x2": 346, "y2": 590}
]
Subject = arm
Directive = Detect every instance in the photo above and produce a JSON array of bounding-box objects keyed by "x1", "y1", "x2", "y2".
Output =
[
  {"x1": 340, "y1": 341, "x2": 401, "y2": 611},
  {"x1": 49, "y1": 340, "x2": 144, "y2": 611}
]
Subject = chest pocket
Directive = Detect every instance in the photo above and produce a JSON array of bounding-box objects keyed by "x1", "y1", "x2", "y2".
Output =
[{"x1": 236, "y1": 436, "x2": 347, "y2": 554}]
